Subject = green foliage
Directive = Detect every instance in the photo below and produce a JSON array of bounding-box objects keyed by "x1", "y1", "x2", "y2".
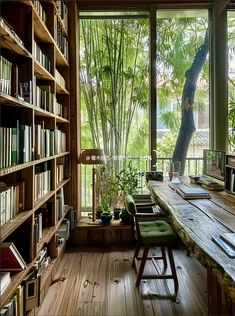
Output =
[
  {"x1": 116, "y1": 161, "x2": 139, "y2": 195},
  {"x1": 228, "y1": 96, "x2": 235, "y2": 152},
  {"x1": 157, "y1": 131, "x2": 179, "y2": 157}
]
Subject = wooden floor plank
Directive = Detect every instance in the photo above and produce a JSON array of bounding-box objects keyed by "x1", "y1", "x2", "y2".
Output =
[{"x1": 37, "y1": 245, "x2": 208, "y2": 316}]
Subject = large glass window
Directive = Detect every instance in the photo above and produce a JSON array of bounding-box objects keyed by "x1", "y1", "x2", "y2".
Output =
[
  {"x1": 156, "y1": 10, "x2": 209, "y2": 173},
  {"x1": 79, "y1": 9, "x2": 210, "y2": 211},
  {"x1": 79, "y1": 13, "x2": 149, "y2": 209}
]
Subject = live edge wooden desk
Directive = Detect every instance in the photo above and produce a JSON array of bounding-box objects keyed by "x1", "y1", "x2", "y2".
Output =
[{"x1": 148, "y1": 179, "x2": 235, "y2": 316}]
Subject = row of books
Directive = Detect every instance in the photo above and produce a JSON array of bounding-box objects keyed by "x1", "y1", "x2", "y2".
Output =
[
  {"x1": 34, "y1": 80, "x2": 67, "y2": 118},
  {"x1": 1, "y1": 56, "x2": 67, "y2": 108},
  {"x1": 55, "y1": 18, "x2": 68, "y2": 60},
  {"x1": 35, "y1": 163, "x2": 51, "y2": 202},
  {"x1": 35, "y1": 124, "x2": 67, "y2": 160},
  {"x1": 0, "y1": 182, "x2": 25, "y2": 227},
  {"x1": 0, "y1": 56, "x2": 32, "y2": 102},
  {"x1": 33, "y1": 40, "x2": 52, "y2": 73},
  {"x1": 55, "y1": 0, "x2": 68, "y2": 31},
  {"x1": 35, "y1": 84, "x2": 55, "y2": 112},
  {"x1": 0, "y1": 55, "x2": 12, "y2": 96},
  {"x1": 0, "y1": 124, "x2": 33, "y2": 168},
  {"x1": 32, "y1": 0, "x2": 47, "y2": 24},
  {"x1": 55, "y1": 69, "x2": 66, "y2": 89},
  {"x1": 0, "y1": 123, "x2": 66, "y2": 169}
]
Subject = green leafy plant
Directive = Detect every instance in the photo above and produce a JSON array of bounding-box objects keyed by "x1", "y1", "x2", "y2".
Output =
[{"x1": 116, "y1": 161, "x2": 139, "y2": 196}]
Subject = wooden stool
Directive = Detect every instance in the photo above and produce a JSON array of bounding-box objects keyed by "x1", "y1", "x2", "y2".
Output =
[{"x1": 124, "y1": 195, "x2": 179, "y2": 300}]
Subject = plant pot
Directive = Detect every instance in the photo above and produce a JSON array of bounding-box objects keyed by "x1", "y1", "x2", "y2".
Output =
[
  {"x1": 113, "y1": 208, "x2": 121, "y2": 220},
  {"x1": 100, "y1": 212, "x2": 112, "y2": 224}
]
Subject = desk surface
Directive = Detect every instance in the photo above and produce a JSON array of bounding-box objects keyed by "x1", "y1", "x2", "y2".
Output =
[{"x1": 148, "y1": 179, "x2": 235, "y2": 285}]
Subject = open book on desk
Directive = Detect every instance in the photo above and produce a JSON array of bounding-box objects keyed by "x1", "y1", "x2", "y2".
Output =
[{"x1": 176, "y1": 187, "x2": 211, "y2": 199}]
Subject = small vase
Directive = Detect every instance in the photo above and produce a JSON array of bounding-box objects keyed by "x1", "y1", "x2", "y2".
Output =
[{"x1": 113, "y1": 208, "x2": 121, "y2": 220}]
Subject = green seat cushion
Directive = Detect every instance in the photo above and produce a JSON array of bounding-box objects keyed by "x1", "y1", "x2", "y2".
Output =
[
  {"x1": 139, "y1": 220, "x2": 176, "y2": 245},
  {"x1": 124, "y1": 194, "x2": 136, "y2": 215}
]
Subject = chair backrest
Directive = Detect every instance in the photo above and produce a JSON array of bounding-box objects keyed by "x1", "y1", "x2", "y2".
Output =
[{"x1": 124, "y1": 194, "x2": 137, "y2": 216}]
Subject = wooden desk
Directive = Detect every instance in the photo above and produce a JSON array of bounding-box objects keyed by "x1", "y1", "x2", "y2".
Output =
[{"x1": 148, "y1": 179, "x2": 235, "y2": 316}]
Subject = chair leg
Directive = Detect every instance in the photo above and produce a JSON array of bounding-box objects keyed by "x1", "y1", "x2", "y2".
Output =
[
  {"x1": 135, "y1": 246, "x2": 149, "y2": 287},
  {"x1": 167, "y1": 247, "x2": 179, "y2": 299},
  {"x1": 161, "y1": 246, "x2": 167, "y2": 270},
  {"x1": 132, "y1": 242, "x2": 141, "y2": 267}
]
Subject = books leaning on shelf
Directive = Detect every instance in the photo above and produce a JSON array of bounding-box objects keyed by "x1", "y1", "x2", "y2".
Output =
[
  {"x1": 220, "y1": 232, "x2": 235, "y2": 248},
  {"x1": 0, "y1": 272, "x2": 11, "y2": 295},
  {"x1": 0, "y1": 242, "x2": 27, "y2": 271},
  {"x1": 176, "y1": 187, "x2": 211, "y2": 200},
  {"x1": 212, "y1": 235, "x2": 235, "y2": 258}
]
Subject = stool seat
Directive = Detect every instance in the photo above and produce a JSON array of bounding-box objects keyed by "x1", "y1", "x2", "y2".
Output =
[{"x1": 139, "y1": 220, "x2": 176, "y2": 244}]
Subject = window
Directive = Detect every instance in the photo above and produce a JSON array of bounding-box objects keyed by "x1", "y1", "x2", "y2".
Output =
[{"x1": 156, "y1": 10, "x2": 209, "y2": 168}]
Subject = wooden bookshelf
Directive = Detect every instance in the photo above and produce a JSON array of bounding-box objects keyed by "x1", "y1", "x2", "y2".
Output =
[
  {"x1": 0, "y1": 0, "x2": 73, "y2": 313},
  {"x1": 225, "y1": 153, "x2": 235, "y2": 195}
]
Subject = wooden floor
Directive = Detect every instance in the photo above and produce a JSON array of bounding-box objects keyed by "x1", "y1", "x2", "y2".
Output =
[{"x1": 37, "y1": 245, "x2": 208, "y2": 316}]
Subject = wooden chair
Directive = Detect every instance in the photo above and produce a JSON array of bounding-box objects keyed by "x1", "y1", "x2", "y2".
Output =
[{"x1": 124, "y1": 194, "x2": 179, "y2": 300}]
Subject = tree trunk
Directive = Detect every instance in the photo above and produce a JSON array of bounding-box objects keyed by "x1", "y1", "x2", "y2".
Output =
[{"x1": 172, "y1": 31, "x2": 209, "y2": 174}]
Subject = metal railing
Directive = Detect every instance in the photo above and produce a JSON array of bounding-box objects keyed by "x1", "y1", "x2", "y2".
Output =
[{"x1": 81, "y1": 156, "x2": 203, "y2": 208}]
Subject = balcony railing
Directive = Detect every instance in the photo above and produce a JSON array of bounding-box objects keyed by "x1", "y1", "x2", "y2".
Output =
[{"x1": 81, "y1": 156, "x2": 203, "y2": 209}]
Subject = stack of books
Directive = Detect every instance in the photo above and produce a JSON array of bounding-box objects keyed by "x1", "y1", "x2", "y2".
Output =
[
  {"x1": 176, "y1": 187, "x2": 211, "y2": 199},
  {"x1": 212, "y1": 232, "x2": 235, "y2": 258}
]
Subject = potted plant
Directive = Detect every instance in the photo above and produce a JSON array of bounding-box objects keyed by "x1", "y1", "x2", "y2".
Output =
[
  {"x1": 99, "y1": 197, "x2": 112, "y2": 224},
  {"x1": 116, "y1": 161, "x2": 139, "y2": 224}
]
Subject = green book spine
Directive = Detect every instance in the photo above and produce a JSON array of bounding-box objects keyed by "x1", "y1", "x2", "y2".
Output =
[{"x1": 11, "y1": 127, "x2": 17, "y2": 166}]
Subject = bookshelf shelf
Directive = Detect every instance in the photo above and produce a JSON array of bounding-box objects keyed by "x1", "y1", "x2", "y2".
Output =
[
  {"x1": 0, "y1": 0, "x2": 73, "y2": 313},
  {"x1": 0, "y1": 18, "x2": 31, "y2": 57},
  {"x1": 0, "y1": 152, "x2": 70, "y2": 177},
  {"x1": 0, "y1": 93, "x2": 33, "y2": 109},
  {"x1": 34, "y1": 60, "x2": 55, "y2": 81},
  {"x1": 55, "y1": 44, "x2": 69, "y2": 66},
  {"x1": 0, "y1": 210, "x2": 34, "y2": 241},
  {"x1": 56, "y1": 81, "x2": 69, "y2": 94}
]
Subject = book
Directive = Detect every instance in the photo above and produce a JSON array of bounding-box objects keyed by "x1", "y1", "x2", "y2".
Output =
[
  {"x1": 212, "y1": 236, "x2": 235, "y2": 258},
  {"x1": 176, "y1": 187, "x2": 211, "y2": 199},
  {"x1": 0, "y1": 242, "x2": 27, "y2": 271},
  {"x1": 15, "y1": 284, "x2": 24, "y2": 316},
  {"x1": 0, "y1": 271, "x2": 11, "y2": 295},
  {"x1": 23, "y1": 268, "x2": 41, "y2": 312},
  {"x1": 220, "y1": 232, "x2": 235, "y2": 248}
]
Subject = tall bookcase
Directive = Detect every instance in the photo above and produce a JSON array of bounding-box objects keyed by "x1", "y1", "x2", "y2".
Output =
[
  {"x1": 0, "y1": 0, "x2": 74, "y2": 312},
  {"x1": 225, "y1": 153, "x2": 235, "y2": 195}
]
